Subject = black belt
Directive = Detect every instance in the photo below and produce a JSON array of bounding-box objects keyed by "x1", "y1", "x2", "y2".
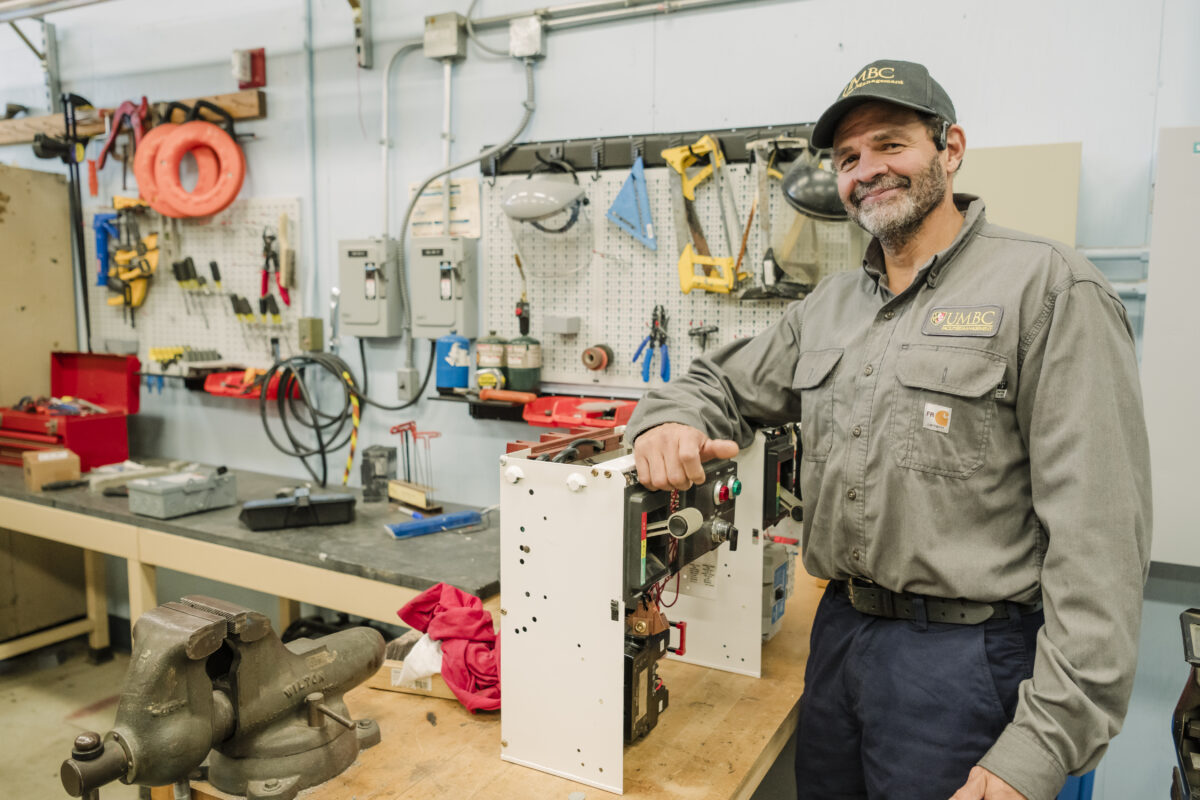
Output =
[{"x1": 833, "y1": 579, "x2": 1043, "y2": 625}]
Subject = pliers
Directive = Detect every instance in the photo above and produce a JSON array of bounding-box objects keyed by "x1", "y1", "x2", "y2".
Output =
[
  {"x1": 261, "y1": 229, "x2": 291, "y2": 306},
  {"x1": 633, "y1": 304, "x2": 670, "y2": 383}
]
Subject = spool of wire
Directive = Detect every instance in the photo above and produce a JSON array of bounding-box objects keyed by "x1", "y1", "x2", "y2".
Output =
[{"x1": 581, "y1": 344, "x2": 613, "y2": 371}]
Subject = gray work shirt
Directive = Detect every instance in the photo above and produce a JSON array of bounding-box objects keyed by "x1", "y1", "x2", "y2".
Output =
[{"x1": 625, "y1": 196, "x2": 1152, "y2": 800}]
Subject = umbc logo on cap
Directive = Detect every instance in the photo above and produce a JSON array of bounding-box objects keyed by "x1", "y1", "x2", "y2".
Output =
[{"x1": 842, "y1": 66, "x2": 905, "y2": 99}]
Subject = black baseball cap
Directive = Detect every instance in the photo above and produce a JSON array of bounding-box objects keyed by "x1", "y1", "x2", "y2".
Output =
[{"x1": 811, "y1": 60, "x2": 956, "y2": 149}]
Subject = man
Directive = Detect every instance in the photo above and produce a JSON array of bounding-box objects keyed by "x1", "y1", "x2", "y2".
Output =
[{"x1": 625, "y1": 60, "x2": 1151, "y2": 800}]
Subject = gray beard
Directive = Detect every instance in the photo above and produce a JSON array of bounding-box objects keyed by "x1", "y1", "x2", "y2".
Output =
[{"x1": 845, "y1": 155, "x2": 947, "y2": 250}]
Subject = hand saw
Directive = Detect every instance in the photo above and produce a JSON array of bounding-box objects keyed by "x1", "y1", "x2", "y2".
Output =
[{"x1": 661, "y1": 135, "x2": 748, "y2": 294}]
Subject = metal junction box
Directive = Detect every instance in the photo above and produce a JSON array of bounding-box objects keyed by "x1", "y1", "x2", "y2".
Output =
[
  {"x1": 424, "y1": 13, "x2": 466, "y2": 60},
  {"x1": 338, "y1": 238, "x2": 404, "y2": 338}
]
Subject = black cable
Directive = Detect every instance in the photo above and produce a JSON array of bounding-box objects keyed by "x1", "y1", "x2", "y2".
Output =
[
  {"x1": 257, "y1": 341, "x2": 435, "y2": 486},
  {"x1": 359, "y1": 336, "x2": 369, "y2": 396}
]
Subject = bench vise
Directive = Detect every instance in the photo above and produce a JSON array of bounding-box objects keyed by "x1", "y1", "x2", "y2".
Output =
[{"x1": 60, "y1": 595, "x2": 385, "y2": 800}]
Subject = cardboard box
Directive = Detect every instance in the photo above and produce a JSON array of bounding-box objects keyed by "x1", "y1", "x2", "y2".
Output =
[
  {"x1": 366, "y1": 659, "x2": 458, "y2": 701},
  {"x1": 22, "y1": 448, "x2": 80, "y2": 491}
]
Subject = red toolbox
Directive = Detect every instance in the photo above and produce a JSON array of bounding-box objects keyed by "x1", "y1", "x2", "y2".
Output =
[{"x1": 0, "y1": 352, "x2": 141, "y2": 470}]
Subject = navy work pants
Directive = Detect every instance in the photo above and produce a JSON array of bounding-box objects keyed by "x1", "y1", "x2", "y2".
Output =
[{"x1": 794, "y1": 582, "x2": 1044, "y2": 800}]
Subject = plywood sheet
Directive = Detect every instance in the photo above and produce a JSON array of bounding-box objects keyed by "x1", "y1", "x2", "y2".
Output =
[
  {"x1": 0, "y1": 163, "x2": 76, "y2": 406},
  {"x1": 954, "y1": 142, "x2": 1082, "y2": 245}
]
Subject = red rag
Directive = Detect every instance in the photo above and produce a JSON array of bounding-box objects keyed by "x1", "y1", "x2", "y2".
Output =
[{"x1": 398, "y1": 583, "x2": 500, "y2": 712}]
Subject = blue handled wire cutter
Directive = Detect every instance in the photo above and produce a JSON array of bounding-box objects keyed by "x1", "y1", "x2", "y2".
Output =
[{"x1": 633, "y1": 305, "x2": 670, "y2": 383}]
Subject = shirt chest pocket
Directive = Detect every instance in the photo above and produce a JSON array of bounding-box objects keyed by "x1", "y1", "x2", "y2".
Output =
[
  {"x1": 890, "y1": 344, "x2": 1008, "y2": 479},
  {"x1": 793, "y1": 348, "x2": 843, "y2": 462}
]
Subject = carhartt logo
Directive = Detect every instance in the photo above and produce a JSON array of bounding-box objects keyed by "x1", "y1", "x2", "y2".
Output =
[
  {"x1": 842, "y1": 66, "x2": 902, "y2": 98},
  {"x1": 922, "y1": 305, "x2": 1003, "y2": 338},
  {"x1": 923, "y1": 403, "x2": 952, "y2": 434}
]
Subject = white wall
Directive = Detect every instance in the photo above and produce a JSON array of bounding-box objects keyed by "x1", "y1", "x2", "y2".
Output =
[{"x1": 2, "y1": 0, "x2": 1197, "y2": 796}]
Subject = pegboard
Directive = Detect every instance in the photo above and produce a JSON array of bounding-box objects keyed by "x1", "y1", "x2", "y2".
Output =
[
  {"x1": 481, "y1": 165, "x2": 863, "y2": 390},
  {"x1": 85, "y1": 198, "x2": 303, "y2": 373}
]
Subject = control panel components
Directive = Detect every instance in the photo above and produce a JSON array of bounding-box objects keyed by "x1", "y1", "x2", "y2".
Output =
[
  {"x1": 622, "y1": 460, "x2": 739, "y2": 604},
  {"x1": 338, "y1": 238, "x2": 403, "y2": 338},
  {"x1": 761, "y1": 426, "x2": 801, "y2": 527},
  {"x1": 409, "y1": 236, "x2": 478, "y2": 340},
  {"x1": 499, "y1": 429, "x2": 791, "y2": 793}
]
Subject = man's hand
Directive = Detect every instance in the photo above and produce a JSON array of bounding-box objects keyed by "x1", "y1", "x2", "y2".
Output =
[
  {"x1": 948, "y1": 766, "x2": 1027, "y2": 800},
  {"x1": 633, "y1": 423, "x2": 739, "y2": 490}
]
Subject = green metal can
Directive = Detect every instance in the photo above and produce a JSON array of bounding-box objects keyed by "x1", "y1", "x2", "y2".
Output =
[
  {"x1": 505, "y1": 335, "x2": 542, "y2": 393},
  {"x1": 477, "y1": 331, "x2": 508, "y2": 385}
]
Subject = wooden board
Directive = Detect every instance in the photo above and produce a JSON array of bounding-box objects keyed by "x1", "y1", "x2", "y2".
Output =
[
  {"x1": 0, "y1": 163, "x2": 75, "y2": 405},
  {"x1": 0, "y1": 89, "x2": 266, "y2": 146},
  {"x1": 158, "y1": 574, "x2": 825, "y2": 800},
  {"x1": 953, "y1": 142, "x2": 1082, "y2": 246},
  {"x1": 0, "y1": 527, "x2": 85, "y2": 642}
]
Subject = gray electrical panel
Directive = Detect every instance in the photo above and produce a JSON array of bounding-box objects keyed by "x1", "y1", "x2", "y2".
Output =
[
  {"x1": 338, "y1": 237, "x2": 404, "y2": 338},
  {"x1": 409, "y1": 236, "x2": 478, "y2": 340}
]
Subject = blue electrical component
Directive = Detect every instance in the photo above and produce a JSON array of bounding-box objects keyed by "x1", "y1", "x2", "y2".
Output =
[
  {"x1": 383, "y1": 509, "x2": 482, "y2": 539},
  {"x1": 92, "y1": 212, "x2": 120, "y2": 287},
  {"x1": 606, "y1": 156, "x2": 656, "y2": 250}
]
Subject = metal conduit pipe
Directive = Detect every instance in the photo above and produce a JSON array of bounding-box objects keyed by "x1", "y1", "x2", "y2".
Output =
[
  {"x1": 396, "y1": 58, "x2": 538, "y2": 366},
  {"x1": 442, "y1": 57, "x2": 454, "y2": 230},
  {"x1": 467, "y1": 0, "x2": 757, "y2": 29},
  {"x1": 0, "y1": 0, "x2": 107, "y2": 23},
  {"x1": 1078, "y1": 247, "x2": 1150, "y2": 261},
  {"x1": 380, "y1": 40, "x2": 423, "y2": 237}
]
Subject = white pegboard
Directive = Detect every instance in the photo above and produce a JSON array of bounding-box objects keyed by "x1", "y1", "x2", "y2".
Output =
[
  {"x1": 482, "y1": 165, "x2": 862, "y2": 390},
  {"x1": 85, "y1": 198, "x2": 303, "y2": 372}
]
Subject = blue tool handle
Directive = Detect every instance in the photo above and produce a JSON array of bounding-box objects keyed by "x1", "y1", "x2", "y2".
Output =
[
  {"x1": 641, "y1": 348, "x2": 652, "y2": 382},
  {"x1": 632, "y1": 335, "x2": 650, "y2": 363},
  {"x1": 384, "y1": 509, "x2": 482, "y2": 539},
  {"x1": 660, "y1": 344, "x2": 670, "y2": 381}
]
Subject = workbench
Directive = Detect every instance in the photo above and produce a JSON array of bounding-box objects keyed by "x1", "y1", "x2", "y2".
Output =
[
  {"x1": 152, "y1": 575, "x2": 822, "y2": 800},
  {"x1": 0, "y1": 464, "x2": 500, "y2": 661}
]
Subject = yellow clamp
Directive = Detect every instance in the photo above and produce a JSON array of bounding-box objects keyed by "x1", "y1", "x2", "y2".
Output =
[
  {"x1": 660, "y1": 134, "x2": 723, "y2": 201},
  {"x1": 677, "y1": 244, "x2": 741, "y2": 295}
]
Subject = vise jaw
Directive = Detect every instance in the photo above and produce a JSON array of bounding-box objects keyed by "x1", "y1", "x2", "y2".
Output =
[{"x1": 61, "y1": 595, "x2": 385, "y2": 800}]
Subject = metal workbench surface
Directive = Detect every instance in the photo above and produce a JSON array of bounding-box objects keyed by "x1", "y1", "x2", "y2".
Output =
[{"x1": 0, "y1": 464, "x2": 501, "y2": 599}]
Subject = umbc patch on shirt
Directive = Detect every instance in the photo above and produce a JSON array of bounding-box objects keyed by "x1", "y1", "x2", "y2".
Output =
[{"x1": 922, "y1": 305, "x2": 1003, "y2": 337}]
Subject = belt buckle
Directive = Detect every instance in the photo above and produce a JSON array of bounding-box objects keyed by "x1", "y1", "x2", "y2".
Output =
[{"x1": 846, "y1": 581, "x2": 856, "y2": 607}]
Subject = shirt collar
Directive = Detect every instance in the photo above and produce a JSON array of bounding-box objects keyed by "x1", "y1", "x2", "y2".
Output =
[{"x1": 859, "y1": 194, "x2": 987, "y2": 290}]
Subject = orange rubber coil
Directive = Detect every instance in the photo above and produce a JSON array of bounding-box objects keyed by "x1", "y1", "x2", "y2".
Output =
[
  {"x1": 152, "y1": 120, "x2": 245, "y2": 218},
  {"x1": 134, "y1": 124, "x2": 220, "y2": 218}
]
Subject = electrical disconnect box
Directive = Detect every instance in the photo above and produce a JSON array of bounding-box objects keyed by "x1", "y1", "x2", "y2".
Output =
[
  {"x1": 409, "y1": 236, "x2": 478, "y2": 340},
  {"x1": 338, "y1": 238, "x2": 404, "y2": 338}
]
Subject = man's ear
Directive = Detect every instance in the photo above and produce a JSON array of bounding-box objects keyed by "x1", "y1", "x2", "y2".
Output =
[{"x1": 944, "y1": 124, "x2": 966, "y2": 175}]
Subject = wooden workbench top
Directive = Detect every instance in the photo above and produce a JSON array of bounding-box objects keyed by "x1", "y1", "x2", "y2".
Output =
[
  {"x1": 167, "y1": 576, "x2": 824, "y2": 800},
  {"x1": 0, "y1": 463, "x2": 500, "y2": 598}
]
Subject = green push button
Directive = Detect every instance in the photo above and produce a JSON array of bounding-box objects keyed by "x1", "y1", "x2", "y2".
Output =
[{"x1": 730, "y1": 478, "x2": 742, "y2": 496}]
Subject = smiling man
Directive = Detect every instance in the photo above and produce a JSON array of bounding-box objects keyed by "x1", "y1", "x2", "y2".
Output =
[{"x1": 624, "y1": 60, "x2": 1151, "y2": 800}]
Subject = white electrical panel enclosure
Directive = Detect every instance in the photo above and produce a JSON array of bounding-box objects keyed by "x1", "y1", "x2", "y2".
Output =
[
  {"x1": 338, "y1": 238, "x2": 404, "y2": 338},
  {"x1": 409, "y1": 236, "x2": 479, "y2": 340},
  {"x1": 499, "y1": 428, "x2": 798, "y2": 794}
]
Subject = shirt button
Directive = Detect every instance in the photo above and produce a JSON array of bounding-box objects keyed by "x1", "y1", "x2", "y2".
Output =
[
  {"x1": 884, "y1": 310, "x2": 895, "y2": 320},
  {"x1": 852, "y1": 426, "x2": 862, "y2": 437},
  {"x1": 847, "y1": 489, "x2": 857, "y2": 500},
  {"x1": 863, "y1": 365, "x2": 873, "y2": 376},
  {"x1": 852, "y1": 549, "x2": 861, "y2": 561}
]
